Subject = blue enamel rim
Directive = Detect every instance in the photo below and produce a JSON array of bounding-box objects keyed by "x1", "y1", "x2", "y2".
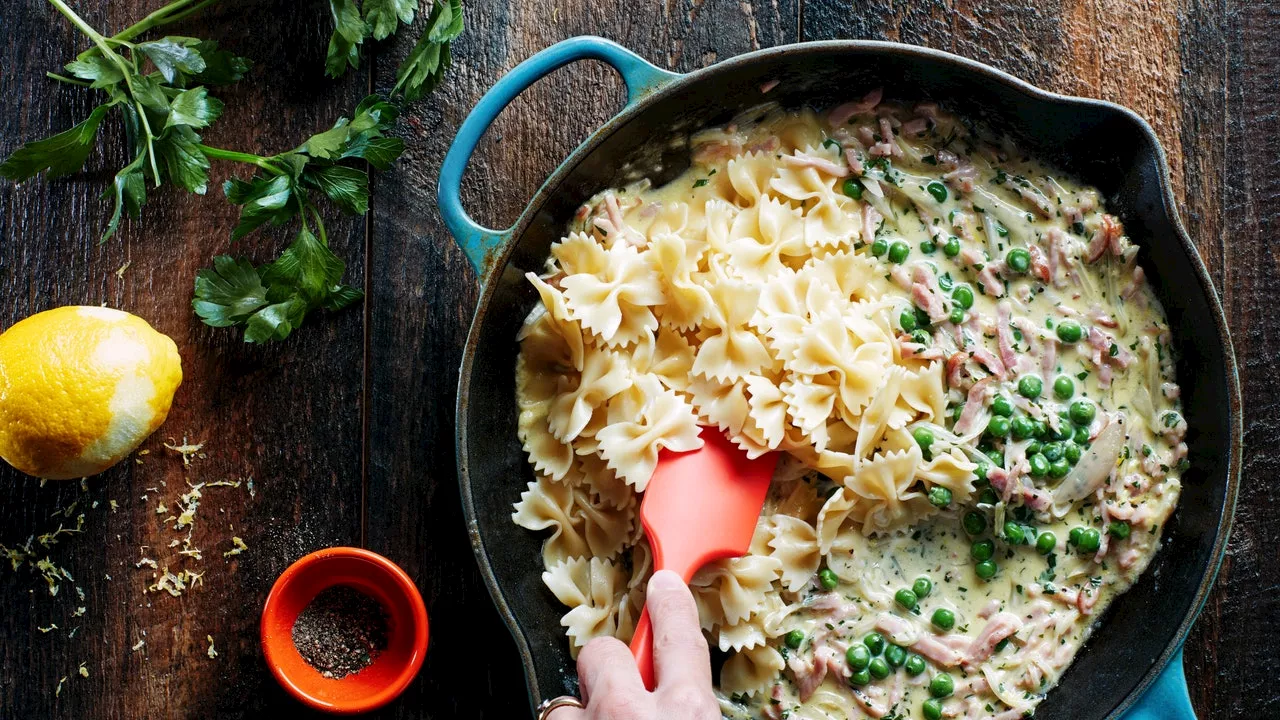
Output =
[{"x1": 441, "y1": 36, "x2": 1240, "y2": 720}]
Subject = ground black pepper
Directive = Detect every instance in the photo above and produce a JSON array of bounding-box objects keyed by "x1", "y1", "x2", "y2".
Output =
[{"x1": 291, "y1": 585, "x2": 390, "y2": 679}]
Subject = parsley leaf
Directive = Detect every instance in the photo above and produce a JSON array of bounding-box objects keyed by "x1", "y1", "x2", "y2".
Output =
[
  {"x1": 165, "y1": 87, "x2": 224, "y2": 130},
  {"x1": 137, "y1": 38, "x2": 207, "y2": 84},
  {"x1": 0, "y1": 104, "x2": 111, "y2": 181},
  {"x1": 363, "y1": 0, "x2": 418, "y2": 41},
  {"x1": 393, "y1": 0, "x2": 464, "y2": 102},
  {"x1": 325, "y1": 0, "x2": 368, "y2": 78},
  {"x1": 193, "y1": 228, "x2": 363, "y2": 343}
]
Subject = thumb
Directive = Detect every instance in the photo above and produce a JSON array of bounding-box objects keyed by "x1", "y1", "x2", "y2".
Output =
[{"x1": 646, "y1": 570, "x2": 712, "y2": 689}]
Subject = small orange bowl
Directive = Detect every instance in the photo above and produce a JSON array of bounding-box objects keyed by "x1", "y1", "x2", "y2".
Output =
[{"x1": 261, "y1": 547, "x2": 429, "y2": 714}]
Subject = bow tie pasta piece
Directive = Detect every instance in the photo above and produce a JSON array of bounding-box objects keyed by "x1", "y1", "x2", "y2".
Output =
[
  {"x1": 690, "y1": 555, "x2": 782, "y2": 629},
  {"x1": 720, "y1": 644, "x2": 786, "y2": 698},
  {"x1": 692, "y1": 280, "x2": 774, "y2": 382},
  {"x1": 765, "y1": 515, "x2": 821, "y2": 592},
  {"x1": 512, "y1": 475, "x2": 635, "y2": 566},
  {"x1": 648, "y1": 231, "x2": 715, "y2": 331},
  {"x1": 561, "y1": 241, "x2": 664, "y2": 346},
  {"x1": 541, "y1": 556, "x2": 631, "y2": 652},
  {"x1": 815, "y1": 487, "x2": 859, "y2": 555},
  {"x1": 726, "y1": 196, "x2": 807, "y2": 281},
  {"x1": 726, "y1": 151, "x2": 777, "y2": 206},
  {"x1": 522, "y1": 273, "x2": 585, "y2": 372},
  {"x1": 550, "y1": 231, "x2": 610, "y2": 276},
  {"x1": 596, "y1": 377, "x2": 703, "y2": 490},
  {"x1": 546, "y1": 346, "x2": 631, "y2": 443}
]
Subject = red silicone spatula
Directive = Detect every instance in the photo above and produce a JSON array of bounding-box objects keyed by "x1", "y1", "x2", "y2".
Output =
[{"x1": 628, "y1": 427, "x2": 778, "y2": 690}]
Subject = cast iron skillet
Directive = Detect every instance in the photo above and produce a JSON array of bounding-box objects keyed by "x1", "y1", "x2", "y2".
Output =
[{"x1": 438, "y1": 37, "x2": 1241, "y2": 719}]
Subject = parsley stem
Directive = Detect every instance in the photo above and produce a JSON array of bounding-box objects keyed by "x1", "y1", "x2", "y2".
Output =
[
  {"x1": 45, "y1": 72, "x2": 92, "y2": 87},
  {"x1": 111, "y1": 0, "x2": 219, "y2": 43},
  {"x1": 47, "y1": 0, "x2": 111, "y2": 51},
  {"x1": 308, "y1": 205, "x2": 329, "y2": 246},
  {"x1": 195, "y1": 144, "x2": 283, "y2": 174}
]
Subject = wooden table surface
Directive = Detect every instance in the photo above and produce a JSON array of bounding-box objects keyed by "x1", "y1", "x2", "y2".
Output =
[{"x1": 1, "y1": 0, "x2": 1275, "y2": 717}]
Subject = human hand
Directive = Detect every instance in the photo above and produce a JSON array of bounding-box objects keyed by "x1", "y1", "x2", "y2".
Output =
[{"x1": 546, "y1": 569, "x2": 720, "y2": 720}]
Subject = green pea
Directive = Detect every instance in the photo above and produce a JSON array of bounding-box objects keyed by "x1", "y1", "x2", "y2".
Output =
[
  {"x1": 885, "y1": 644, "x2": 908, "y2": 668},
  {"x1": 784, "y1": 629, "x2": 804, "y2": 649},
  {"x1": 1036, "y1": 531, "x2": 1057, "y2": 555},
  {"x1": 991, "y1": 394, "x2": 1014, "y2": 417},
  {"x1": 905, "y1": 653, "x2": 927, "y2": 676},
  {"x1": 923, "y1": 698, "x2": 944, "y2": 720},
  {"x1": 1065, "y1": 443, "x2": 1082, "y2": 464},
  {"x1": 1003, "y1": 521, "x2": 1025, "y2": 545},
  {"x1": 975, "y1": 559, "x2": 998, "y2": 579},
  {"x1": 846, "y1": 644, "x2": 871, "y2": 670},
  {"x1": 1054, "y1": 375, "x2": 1075, "y2": 399},
  {"x1": 977, "y1": 488, "x2": 1000, "y2": 506},
  {"x1": 931, "y1": 608, "x2": 955, "y2": 630},
  {"x1": 948, "y1": 306, "x2": 965, "y2": 325},
  {"x1": 944, "y1": 236, "x2": 961, "y2": 257},
  {"x1": 842, "y1": 178, "x2": 864, "y2": 200},
  {"x1": 1034, "y1": 419, "x2": 1051, "y2": 439},
  {"x1": 889, "y1": 241, "x2": 911, "y2": 264},
  {"x1": 1026, "y1": 440, "x2": 1043, "y2": 456},
  {"x1": 871, "y1": 238, "x2": 889, "y2": 256},
  {"x1": 971, "y1": 539, "x2": 995, "y2": 562},
  {"x1": 927, "y1": 181, "x2": 949, "y2": 203},
  {"x1": 869, "y1": 656, "x2": 891, "y2": 680},
  {"x1": 911, "y1": 328, "x2": 932, "y2": 345},
  {"x1": 1069, "y1": 400, "x2": 1097, "y2": 426},
  {"x1": 900, "y1": 309, "x2": 919, "y2": 332},
  {"x1": 952, "y1": 284, "x2": 975, "y2": 309},
  {"x1": 921, "y1": 239, "x2": 938, "y2": 254},
  {"x1": 849, "y1": 667, "x2": 871, "y2": 686},
  {"x1": 1041, "y1": 442, "x2": 1065, "y2": 462},
  {"x1": 938, "y1": 273, "x2": 954, "y2": 291},
  {"x1": 1056, "y1": 320, "x2": 1083, "y2": 343},
  {"x1": 1074, "y1": 425, "x2": 1091, "y2": 444},
  {"x1": 1068, "y1": 527, "x2": 1085, "y2": 546},
  {"x1": 1109, "y1": 521, "x2": 1132, "y2": 540},
  {"x1": 1053, "y1": 418, "x2": 1075, "y2": 441},
  {"x1": 818, "y1": 567, "x2": 839, "y2": 590},
  {"x1": 1011, "y1": 415, "x2": 1037, "y2": 440},
  {"x1": 1049, "y1": 457, "x2": 1070, "y2": 479},
  {"x1": 963, "y1": 511, "x2": 987, "y2": 536},
  {"x1": 974, "y1": 462, "x2": 989, "y2": 483},
  {"x1": 1017, "y1": 376, "x2": 1041, "y2": 399},
  {"x1": 929, "y1": 673, "x2": 955, "y2": 698},
  {"x1": 896, "y1": 588, "x2": 919, "y2": 611},
  {"x1": 928, "y1": 486, "x2": 952, "y2": 508},
  {"x1": 913, "y1": 577, "x2": 933, "y2": 599},
  {"x1": 1006, "y1": 248, "x2": 1031, "y2": 273},
  {"x1": 1028, "y1": 453, "x2": 1049, "y2": 477},
  {"x1": 986, "y1": 415, "x2": 1011, "y2": 438},
  {"x1": 913, "y1": 427, "x2": 935, "y2": 450},
  {"x1": 1078, "y1": 528, "x2": 1102, "y2": 553},
  {"x1": 864, "y1": 632, "x2": 887, "y2": 655}
]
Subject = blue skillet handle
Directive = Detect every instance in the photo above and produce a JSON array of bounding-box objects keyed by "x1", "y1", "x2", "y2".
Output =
[
  {"x1": 1121, "y1": 649, "x2": 1196, "y2": 720},
  {"x1": 438, "y1": 36, "x2": 681, "y2": 277}
]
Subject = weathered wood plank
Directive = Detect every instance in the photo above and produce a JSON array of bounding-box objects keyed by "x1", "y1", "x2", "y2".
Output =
[
  {"x1": 0, "y1": 0, "x2": 368, "y2": 716},
  {"x1": 362, "y1": 1, "x2": 798, "y2": 716}
]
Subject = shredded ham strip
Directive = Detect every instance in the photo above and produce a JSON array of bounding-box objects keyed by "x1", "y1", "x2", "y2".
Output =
[
  {"x1": 964, "y1": 612, "x2": 1024, "y2": 668},
  {"x1": 827, "y1": 87, "x2": 883, "y2": 126}
]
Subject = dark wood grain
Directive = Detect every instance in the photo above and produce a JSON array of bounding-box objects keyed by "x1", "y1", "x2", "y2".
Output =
[
  {"x1": 0, "y1": 1, "x2": 369, "y2": 717},
  {"x1": 0, "y1": 0, "x2": 1276, "y2": 717}
]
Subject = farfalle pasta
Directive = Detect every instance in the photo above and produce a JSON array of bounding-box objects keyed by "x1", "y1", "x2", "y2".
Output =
[{"x1": 514, "y1": 98, "x2": 1186, "y2": 719}]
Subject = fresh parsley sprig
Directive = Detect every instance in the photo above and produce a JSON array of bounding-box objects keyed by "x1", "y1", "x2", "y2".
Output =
[
  {"x1": 327, "y1": 0, "x2": 463, "y2": 102},
  {"x1": 1, "y1": 0, "x2": 250, "y2": 241},
  {"x1": 192, "y1": 96, "x2": 403, "y2": 342},
  {"x1": 1, "y1": 0, "x2": 465, "y2": 343}
]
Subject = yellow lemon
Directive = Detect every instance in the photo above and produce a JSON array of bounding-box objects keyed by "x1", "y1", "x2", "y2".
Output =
[{"x1": 0, "y1": 306, "x2": 182, "y2": 480}]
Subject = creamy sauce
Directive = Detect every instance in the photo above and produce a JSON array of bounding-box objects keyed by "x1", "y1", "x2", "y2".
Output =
[{"x1": 515, "y1": 95, "x2": 1185, "y2": 720}]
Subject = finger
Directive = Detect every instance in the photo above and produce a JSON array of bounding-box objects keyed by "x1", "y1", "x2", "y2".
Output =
[
  {"x1": 577, "y1": 636, "x2": 646, "y2": 703},
  {"x1": 646, "y1": 570, "x2": 713, "y2": 689}
]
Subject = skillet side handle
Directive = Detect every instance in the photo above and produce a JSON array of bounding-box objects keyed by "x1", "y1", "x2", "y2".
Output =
[
  {"x1": 437, "y1": 36, "x2": 681, "y2": 278},
  {"x1": 1122, "y1": 649, "x2": 1197, "y2": 720}
]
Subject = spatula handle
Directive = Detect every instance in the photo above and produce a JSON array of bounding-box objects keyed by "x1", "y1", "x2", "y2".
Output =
[{"x1": 630, "y1": 607, "x2": 658, "y2": 690}]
